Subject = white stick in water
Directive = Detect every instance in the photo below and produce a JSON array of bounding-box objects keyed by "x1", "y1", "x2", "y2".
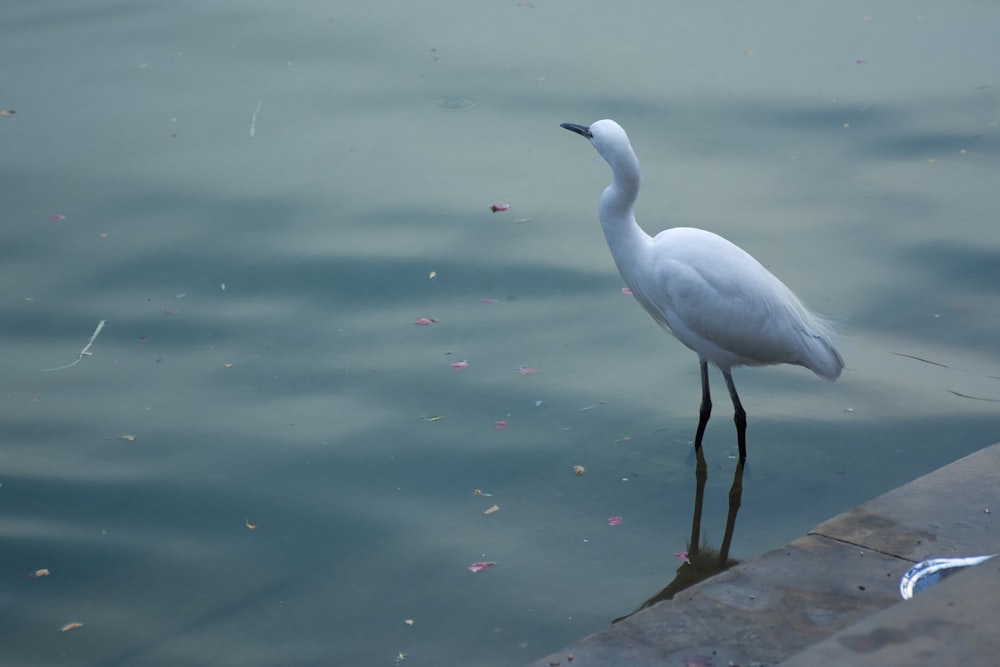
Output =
[
  {"x1": 43, "y1": 320, "x2": 108, "y2": 372},
  {"x1": 250, "y1": 99, "x2": 262, "y2": 138}
]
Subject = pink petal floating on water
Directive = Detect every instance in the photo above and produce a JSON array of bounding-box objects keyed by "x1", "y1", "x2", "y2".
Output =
[
  {"x1": 480, "y1": 298, "x2": 498, "y2": 304},
  {"x1": 674, "y1": 551, "x2": 691, "y2": 564},
  {"x1": 621, "y1": 287, "x2": 632, "y2": 295},
  {"x1": 163, "y1": 308, "x2": 181, "y2": 315},
  {"x1": 607, "y1": 515, "x2": 623, "y2": 526},
  {"x1": 494, "y1": 420, "x2": 507, "y2": 429},
  {"x1": 467, "y1": 561, "x2": 496, "y2": 573},
  {"x1": 450, "y1": 360, "x2": 469, "y2": 371},
  {"x1": 414, "y1": 317, "x2": 437, "y2": 325},
  {"x1": 490, "y1": 204, "x2": 510, "y2": 213},
  {"x1": 517, "y1": 367, "x2": 539, "y2": 375},
  {"x1": 50, "y1": 214, "x2": 66, "y2": 220}
]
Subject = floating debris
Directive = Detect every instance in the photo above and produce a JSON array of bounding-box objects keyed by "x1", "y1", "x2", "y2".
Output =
[
  {"x1": 450, "y1": 360, "x2": 469, "y2": 371},
  {"x1": 249, "y1": 99, "x2": 262, "y2": 138},
  {"x1": 483, "y1": 504, "x2": 500, "y2": 514},
  {"x1": 60, "y1": 622, "x2": 84, "y2": 632},
  {"x1": 947, "y1": 389, "x2": 1000, "y2": 403},
  {"x1": 572, "y1": 465, "x2": 585, "y2": 476},
  {"x1": 28, "y1": 568, "x2": 50, "y2": 578},
  {"x1": 900, "y1": 554, "x2": 997, "y2": 599},
  {"x1": 890, "y1": 351, "x2": 948, "y2": 368},
  {"x1": 467, "y1": 561, "x2": 495, "y2": 573},
  {"x1": 607, "y1": 516, "x2": 623, "y2": 526},
  {"x1": 43, "y1": 319, "x2": 107, "y2": 372},
  {"x1": 414, "y1": 317, "x2": 437, "y2": 325},
  {"x1": 490, "y1": 204, "x2": 510, "y2": 213}
]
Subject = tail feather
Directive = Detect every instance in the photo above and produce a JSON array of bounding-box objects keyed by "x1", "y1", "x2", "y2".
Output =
[{"x1": 800, "y1": 321, "x2": 844, "y2": 381}]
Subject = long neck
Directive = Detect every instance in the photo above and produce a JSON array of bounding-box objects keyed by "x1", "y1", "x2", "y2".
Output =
[{"x1": 598, "y1": 151, "x2": 650, "y2": 265}]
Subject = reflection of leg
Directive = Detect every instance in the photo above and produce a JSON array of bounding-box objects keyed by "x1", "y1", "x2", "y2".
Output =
[
  {"x1": 718, "y1": 460, "x2": 745, "y2": 564},
  {"x1": 722, "y1": 370, "x2": 747, "y2": 461},
  {"x1": 688, "y1": 442, "x2": 708, "y2": 558},
  {"x1": 694, "y1": 359, "x2": 712, "y2": 451}
]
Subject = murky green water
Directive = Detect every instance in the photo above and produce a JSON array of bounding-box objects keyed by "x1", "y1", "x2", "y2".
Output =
[{"x1": 2, "y1": 2, "x2": 998, "y2": 665}]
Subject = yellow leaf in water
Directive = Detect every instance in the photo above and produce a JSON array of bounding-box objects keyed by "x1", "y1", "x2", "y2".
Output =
[
  {"x1": 60, "y1": 623, "x2": 83, "y2": 632},
  {"x1": 30, "y1": 568, "x2": 50, "y2": 578},
  {"x1": 119, "y1": 435, "x2": 136, "y2": 442},
  {"x1": 484, "y1": 504, "x2": 500, "y2": 514}
]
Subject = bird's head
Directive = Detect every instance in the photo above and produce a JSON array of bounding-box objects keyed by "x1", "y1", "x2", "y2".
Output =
[
  {"x1": 561, "y1": 119, "x2": 639, "y2": 184},
  {"x1": 561, "y1": 118, "x2": 631, "y2": 150}
]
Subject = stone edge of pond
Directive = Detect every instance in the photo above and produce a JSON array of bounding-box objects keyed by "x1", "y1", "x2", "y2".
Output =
[{"x1": 527, "y1": 441, "x2": 1000, "y2": 667}]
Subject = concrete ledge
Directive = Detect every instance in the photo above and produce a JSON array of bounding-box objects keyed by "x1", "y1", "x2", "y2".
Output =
[
  {"x1": 780, "y1": 557, "x2": 1000, "y2": 666},
  {"x1": 528, "y1": 442, "x2": 999, "y2": 666}
]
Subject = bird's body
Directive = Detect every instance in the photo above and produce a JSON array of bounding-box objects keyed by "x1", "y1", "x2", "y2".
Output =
[
  {"x1": 561, "y1": 119, "x2": 843, "y2": 460},
  {"x1": 622, "y1": 225, "x2": 842, "y2": 379}
]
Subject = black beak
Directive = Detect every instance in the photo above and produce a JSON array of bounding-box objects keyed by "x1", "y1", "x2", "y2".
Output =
[{"x1": 560, "y1": 122, "x2": 592, "y2": 139}]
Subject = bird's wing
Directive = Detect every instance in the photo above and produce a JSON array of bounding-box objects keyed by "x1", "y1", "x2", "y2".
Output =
[{"x1": 634, "y1": 230, "x2": 819, "y2": 368}]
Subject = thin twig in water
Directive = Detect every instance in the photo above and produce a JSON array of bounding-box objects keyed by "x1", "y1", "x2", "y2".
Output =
[
  {"x1": 43, "y1": 320, "x2": 107, "y2": 372},
  {"x1": 249, "y1": 99, "x2": 262, "y2": 138},
  {"x1": 890, "y1": 352, "x2": 949, "y2": 368},
  {"x1": 947, "y1": 389, "x2": 1000, "y2": 403}
]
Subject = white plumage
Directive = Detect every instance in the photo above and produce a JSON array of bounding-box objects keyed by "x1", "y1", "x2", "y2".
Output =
[{"x1": 561, "y1": 119, "x2": 843, "y2": 460}]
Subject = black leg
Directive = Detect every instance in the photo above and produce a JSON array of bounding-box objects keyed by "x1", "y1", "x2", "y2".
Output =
[
  {"x1": 693, "y1": 359, "x2": 712, "y2": 452},
  {"x1": 722, "y1": 371, "x2": 747, "y2": 461}
]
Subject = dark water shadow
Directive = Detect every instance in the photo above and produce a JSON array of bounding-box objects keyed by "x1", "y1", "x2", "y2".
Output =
[{"x1": 613, "y1": 450, "x2": 745, "y2": 623}]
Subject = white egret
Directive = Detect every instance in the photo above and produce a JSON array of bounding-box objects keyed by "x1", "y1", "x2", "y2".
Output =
[{"x1": 560, "y1": 119, "x2": 844, "y2": 461}]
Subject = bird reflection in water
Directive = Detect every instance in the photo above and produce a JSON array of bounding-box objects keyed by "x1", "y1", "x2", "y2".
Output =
[{"x1": 614, "y1": 449, "x2": 745, "y2": 623}]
